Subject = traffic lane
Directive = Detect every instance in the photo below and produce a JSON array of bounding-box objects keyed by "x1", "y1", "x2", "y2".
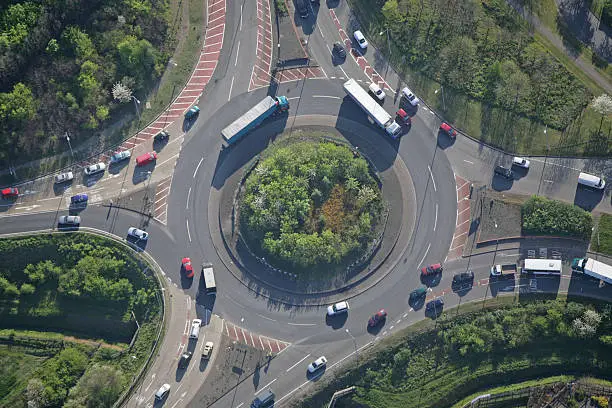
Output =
[{"x1": 225, "y1": 0, "x2": 259, "y2": 98}]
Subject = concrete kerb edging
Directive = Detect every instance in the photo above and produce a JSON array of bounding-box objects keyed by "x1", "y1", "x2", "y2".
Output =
[
  {"x1": 2, "y1": 1, "x2": 212, "y2": 187},
  {"x1": 475, "y1": 234, "x2": 588, "y2": 248},
  {"x1": 0, "y1": 228, "x2": 169, "y2": 408},
  {"x1": 209, "y1": 116, "x2": 418, "y2": 306}
]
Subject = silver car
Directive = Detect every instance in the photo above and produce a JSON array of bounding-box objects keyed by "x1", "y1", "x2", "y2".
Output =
[
  {"x1": 84, "y1": 162, "x2": 106, "y2": 176},
  {"x1": 128, "y1": 227, "x2": 148, "y2": 240},
  {"x1": 54, "y1": 171, "x2": 74, "y2": 184},
  {"x1": 58, "y1": 215, "x2": 80, "y2": 225}
]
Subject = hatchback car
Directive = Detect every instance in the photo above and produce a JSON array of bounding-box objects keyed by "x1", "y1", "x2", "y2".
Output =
[
  {"x1": 353, "y1": 30, "x2": 368, "y2": 49},
  {"x1": 402, "y1": 87, "x2": 420, "y2": 106},
  {"x1": 512, "y1": 157, "x2": 530, "y2": 169},
  {"x1": 83, "y1": 162, "x2": 106, "y2": 176},
  {"x1": 421, "y1": 263, "x2": 443, "y2": 276},
  {"x1": 452, "y1": 270, "x2": 474, "y2": 285},
  {"x1": 155, "y1": 383, "x2": 170, "y2": 401},
  {"x1": 70, "y1": 193, "x2": 88, "y2": 205},
  {"x1": 182, "y1": 257, "x2": 194, "y2": 278},
  {"x1": 154, "y1": 131, "x2": 170, "y2": 142},
  {"x1": 1, "y1": 187, "x2": 19, "y2": 198},
  {"x1": 202, "y1": 341, "x2": 214, "y2": 360},
  {"x1": 332, "y1": 41, "x2": 346, "y2": 59},
  {"x1": 327, "y1": 301, "x2": 349, "y2": 316},
  {"x1": 127, "y1": 227, "x2": 148, "y2": 240},
  {"x1": 185, "y1": 105, "x2": 200, "y2": 120},
  {"x1": 396, "y1": 109, "x2": 411, "y2": 124},
  {"x1": 54, "y1": 171, "x2": 74, "y2": 184},
  {"x1": 178, "y1": 351, "x2": 192, "y2": 368},
  {"x1": 426, "y1": 298, "x2": 444, "y2": 312},
  {"x1": 439, "y1": 122, "x2": 457, "y2": 138},
  {"x1": 369, "y1": 82, "x2": 385, "y2": 100},
  {"x1": 58, "y1": 215, "x2": 81, "y2": 225},
  {"x1": 368, "y1": 309, "x2": 387, "y2": 327},
  {"x1": 494, "y1": 165, "x2": 514, "y2": 179},
  {"x1": 110, "y1": 150, "x2": 131, "y2": 164},
  {"x1": 307, "y1": 356, "x2": 327, "y2": 373},
  {"x1": 136, "y1": 152, "x2": 157, "y2": 167}
]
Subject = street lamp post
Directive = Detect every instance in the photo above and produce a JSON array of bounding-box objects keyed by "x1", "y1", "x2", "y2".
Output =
[
  {"x1": 64, "y1": 131, "x2": 75, "y2": 161},
  {"x1": 345, "y1": 328, "x2": 357, "y2": 354},
  {"x1": 131, "y1": 96, "x2": 141, "y2": 120},
  {"x1": 379, "y1": 27, "x2": 392, "y2": 80},
  {"x1": 537, "y1": 125, "x2": 548, "y2": 195}
]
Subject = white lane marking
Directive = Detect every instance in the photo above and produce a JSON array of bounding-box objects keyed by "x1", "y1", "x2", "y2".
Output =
[
  {"x1": 228, "y1": 76, "x2": 235, "y2": 101},
  {"x1": 312, "y1": 95, "x2": 342, "y2": 99},
  {"x1": 403, "y1": 313, "x2": 408, "y2": 318},
  {"x1": 317, "y1": 23, "x2": 325, "y2": 39},
  {"x1": 256, "y1": 313, "x2": 277, "y2": 322},
  {"x1": 170, "y1": 398, "x2": 183, "y2": 408},
  {"x1": 186, "y1": 219, "x2": 192, "y2": 243},
  {"x1": 427, "y1": 165, "x2": 437, "y2": 192},
  {"x1": 193, "y1": 157, "x2": 204, "y2": 178},
  {"x1": 389, "y1": 325, "x2": 394, "y2": 330},
  {"x1": 236, "y1": 404, "x2": 244, "y2": 408},
  {"x1": 418, "y1": 243, "x2": 431, "y2": 267},
  {"x1": 37, "y1": 196, "x2": 61, "y2": 202},
  {"x1": 328, "y1": 341, "x2": 372, "y2": 371},
  {"x1": 544, "y1": 179, "x2": 554, "y2": 183},
  {"x1": 463, "y1": 160, "x2": 474, "y2": 164},
  {"x1": 396, "y1": 320, "x2": 401, "y2": 324},
  {"x1": 287, "y1": 97, "x2": 301, "y2": 101},
  {"x1": 186, "y1": 187, "x2": 191, "y2": 210},
  {"x1": 287, "y1": 322, "x2": 316, "y2": 326},
  {"x1": 156, "y1": 152, "x2": 180, "y2": 168},
  {"x1": 235, "y1": 41, "x2": 240, "y2": 66},
  {"x1": 434, "y1": 203, "x2": 438, "y2": 232},
  {"x1": 286, "y1": 354, "x2": 311, "y2": 372},
  {"x1": 255, "y1": 379, "x2": 277, "y2": 395},
  {"x1": 240, "y1": 2, "x2": 243, "y2": 31},
  {"x1": 275, "y1": 379, "x2": 310, "y2": 404}
]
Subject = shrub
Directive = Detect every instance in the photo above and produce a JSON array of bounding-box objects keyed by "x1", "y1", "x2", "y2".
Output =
[{"x1": 521, "y1": 196, "x2": 593, "y2": 239}]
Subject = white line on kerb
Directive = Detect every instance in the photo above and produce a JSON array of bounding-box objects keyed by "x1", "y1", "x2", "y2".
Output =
[
  {"x1": 186, "y1": 187, "x2": 191, "y2": 210},
  {"x1": 434, "y1": 203, "x2": 438, "y2": 232},
  {"x1": 286, "y1": 354, "x2": 311, "y2": 372},
  {"x1": 235, "y1": 41, "x2": 240, "y2": 67},
  {"x1": 254, "y1": 379, "x2": 277, "y2": 395},
  {"x1": 428, "y1": 165, "x2": 437, "y2": 192},
  {"x1": 193, "y1": 157, "x2": 204, "y2": 179},
  {"x1": 228, "y1": 75, "x2": 235, "y2": 101},
  {"x1": 418, "y1": 243, "x2": 431, "y2": 268},
  {"x1": 186, "y1": 219, "x2": 192, "y2": 243}
]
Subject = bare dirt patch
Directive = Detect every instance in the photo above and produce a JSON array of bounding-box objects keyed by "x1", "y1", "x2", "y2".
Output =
[{"x1": 478, "y1": 192, "x2": 526, "y2": 242}]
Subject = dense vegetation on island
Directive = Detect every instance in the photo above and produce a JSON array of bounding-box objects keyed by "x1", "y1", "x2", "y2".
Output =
[
  {"x1": 0, "y1": 0, "x2": 170, "y2": 163},
  {"x1": 240, "y1": 141, "x2": 385, "y2": 273},
  {"x1": 296, "y1": 299, "x2": 612, "y2": 408},
  {"x1": 0, "y1": 234, "x2": 162, "y2": 408},
  {"x1": 521, "y1": 195, "x2": 593, "y2": 239}
]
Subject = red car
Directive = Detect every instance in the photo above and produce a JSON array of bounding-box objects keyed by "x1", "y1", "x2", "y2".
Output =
[
  {"x1": 182, "y1": 257, "x2": 194, "y2": 278},
  {"x1": 368, "y1": 309, "x2": 387, "y2": 327},
  {"x1": 1, "y1": 187, "x2": 19, "y2": 198},
  {"x1": 136, "y1": 152, "x2": 157, "y2": 166},
  {"x1": 421, "y1": 263, "x2": 443, "y2": 276},
  {"x1": 396, "y1": 109, "x2": 411, "y2": 124},
  {"x1": 439, "y1": 122, "x2": 457, "y2": 138}
]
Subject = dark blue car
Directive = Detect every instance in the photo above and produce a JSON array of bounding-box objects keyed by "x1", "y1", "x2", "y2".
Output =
[{"x1": 70, "y1": 193, "x2": 88, "y2": 205}]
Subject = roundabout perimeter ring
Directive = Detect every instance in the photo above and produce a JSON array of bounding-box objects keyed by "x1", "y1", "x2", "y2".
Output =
[{"x1": 208, "y1": 116, "x2": 418, "y2": 304}]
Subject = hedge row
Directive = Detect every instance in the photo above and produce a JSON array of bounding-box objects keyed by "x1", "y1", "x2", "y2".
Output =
[{"x1": 521, "y1": 196, "x2": 593, "y2": 240}]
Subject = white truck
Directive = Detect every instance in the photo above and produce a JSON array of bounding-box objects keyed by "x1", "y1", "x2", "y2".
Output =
[
  {"x1": 571, "y1": 257, "x2": 612, "y2": 284},
  {"x1": 490, "y1": 263, "x2": 518, "y2": 278},
  {"x1": 343, "y1": 79, "x2": 402, "y2": 138}
]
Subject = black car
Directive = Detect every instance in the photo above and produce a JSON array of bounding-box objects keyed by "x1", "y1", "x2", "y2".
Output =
[
  {"x1": 425, "y1": 299, "x2": 444, "y2": 312},
  {"x1": 452, "y1": 270, "x2": 474, "y2": 286},
  {"x1": 296, "y1": 0, "x2": 309, "y2": 18},
  {"x1": 332, "y1": 42, "x2": 346, "y2": 59},
  {"x1": 154, "y1": 130, "x2": 169, "y2": 142},
  {"x1": 494, "y1": 165, "x2": 514, "y2": 179},
  {"x1": 178, "y1": 351, "x2": 192, "y2": 368}
]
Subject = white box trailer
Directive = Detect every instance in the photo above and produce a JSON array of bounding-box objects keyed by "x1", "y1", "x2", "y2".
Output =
[
  {"x1": 343, "y1": 79, "x2": 401, "y2": 138},
  {"x1": 572, "y1": 257, "x2": 612, "y2": 284}
]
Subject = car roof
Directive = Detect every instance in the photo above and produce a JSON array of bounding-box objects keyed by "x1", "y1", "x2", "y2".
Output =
[{"x1": 335, "y1": 301, "x2": 348, "y2": 309}]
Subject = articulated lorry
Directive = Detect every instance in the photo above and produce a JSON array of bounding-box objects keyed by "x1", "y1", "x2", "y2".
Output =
[
  {"x1": 571, "y1": 257, "x2": 612, "y2": 284},
  {"x1": 342, "y1": 79, "x2": 402, "y2": 138},
  {"x1": 490, "y1": 263, "x2": 518, "y2": 278},
  {"x1": 221, "y1": 96, "x2": 289, "y2": 146}
]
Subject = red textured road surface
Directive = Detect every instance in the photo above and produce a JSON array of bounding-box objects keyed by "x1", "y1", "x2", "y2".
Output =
[
  {"x1": 447, "y1": 175, "x2": 471, "y2": 260},
  {"x1": 275, "y1": 66, "x2": 326, "y2": 83},
  {"x1": 250, "y1": 0, "x2": 274, "y2": 90},
  {"x1": 329, "y1": 10, "x2": 394, "y2": 94},
  {"x1": 224, "y1": 321, "x2": 290, "y2": 353}
]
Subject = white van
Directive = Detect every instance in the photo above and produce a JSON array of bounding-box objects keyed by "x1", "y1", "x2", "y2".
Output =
[
  {"x1": 189, "y1": 319, "x2": 202, "y2": 339},
  {"x1": 578, "y1": 172, "x2": 605, "y2": 189},
  {"x1": 368, "y1": 82, "x2": 385, "y2": 100}
]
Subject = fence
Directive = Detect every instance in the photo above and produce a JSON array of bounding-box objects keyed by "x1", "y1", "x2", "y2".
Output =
[{"x1": 328, "y1": 386, "x2": 356, "y2": 408}]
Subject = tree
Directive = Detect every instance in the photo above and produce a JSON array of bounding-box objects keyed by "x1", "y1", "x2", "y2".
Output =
[
  {"x1": 112, "y1": 81, "x2": 133, "y2": 103},
  {"x1": 25, "y1": 378, "x2": 48, "y2": 408},
  {"x1": 0, "y1": 83, "x2": 37, "y2": 124},
  {"x1": 0, "y1": 276, "x2": 20, "y2": 297},
  {"x1": 438, "y1": 36, "x2": 477, "y2": 92},
  {"x1": 591, "y1": 94, "x2": 612, "y2": 133},
  {"x1": 65, "y1": 365, "x2": 125, "y2": 408},
  {"x1": 572, "y1": 309, "x2": 602, "y2": 338},
  {"x1": 20, "y1": 282, "x2": 36, "y2": 295},
  {"x1": 116, "y1": 35, "x2": 158, "y2": 89},
  {"x1": 494, "y1": 60, "x2": 532, "y2": 111}
]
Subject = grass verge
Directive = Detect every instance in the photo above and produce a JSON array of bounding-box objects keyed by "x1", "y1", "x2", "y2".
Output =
[{"x1": 592, "y1": 213, "x2": 612, "y2": 256}]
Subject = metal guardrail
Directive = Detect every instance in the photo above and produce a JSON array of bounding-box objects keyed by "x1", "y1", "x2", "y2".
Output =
[{"x1": 328, "y1": 386, "x2": 356, "y2": 408}]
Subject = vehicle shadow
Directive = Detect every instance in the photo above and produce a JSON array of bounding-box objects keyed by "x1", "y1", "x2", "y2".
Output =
[
  {"x1": 489, "y1": 276, "x2": 516, "y2": 297},
  {"x1": 306, "y1": 367, "x2": 326, "y2": 381},
  {"x1": 511, "y1": 165, "x2": 529, "y2": 180},
  {"x1": 409, "y1": 296, "x2": 425, "y2": 310},
  {"x1": 153, "y1": 137, "x2": 169, "y2": 152},
  {"x1": 420, "y1": 273, "x2": 442, "y2": 288},
  {"x1": 436, "y1": 131, "x2": 455, "y2": 149},
  {"x1": 132, "y1": 166, "x2": 155, "y2": 185},
  {"x1": 366, "y1": 322, "x2": 384, "y2": 335},
  {"x1": 52, "y1": 181, "x2": 73, "y2": 196},
  {"x1": 180, "y1": 266, "x2": 194, "y2": 290},
  {"x1": 573, "y1": 185, "x2": 604, "y2": 211},
  {"x1": 199, "y1": 357, "x2": 210, "y2": 372},
  {"x1": 424, "y1": 306, "x2": 443, "y2": 320},
  {"x1": 325, "y1": 313, "x2": 348, "y2": 329},
  {"x1": 126, "y1": 235, "x2": 147, "y2": 252},
  {"x1": 109, "y1": 159, "x2": 130, "y2": 175},
  {"x1": 451, "y1": 281, "x2": 473, "y2": 296},
  {"x1": 83, "y1": 172, "x2": 104, "y2": 187},
  {"x1": 491, "y1": 174, "x2": 514, "y2": 191}
]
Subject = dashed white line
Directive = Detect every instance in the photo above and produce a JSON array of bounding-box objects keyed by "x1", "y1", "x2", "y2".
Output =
[
  {"x1": 403, "y1": 313, "x2": 408, "y2": 318},
  {"x1": 186, "y1": 187, "x2": 191, "y2": 210},
  {"x1": 544, "y1": 179, "x2": 554, "y2": 183},
  {"x1": 275, "y1": 380, "x2": 310, "y2": 404},
  {"x1": 287, "y1": 322, "x2": 316, "y2": 326},
  {"x1": 228, "y1": 76, "x2": 235, "y2": 101},
  {"x1": 235, "y1": 404, "x2": 244, "y2": 408},
  {"x1": 418, "y1": 242, "x2": 431, "y2": 267},
  {"x1": 186, "y1": 219, "x2": 192, "y2": 243},
  {"x1": 255, "y1": 379, "x2": 277, "y2": 395},
  {"x1": 287, "y1": 96, "x2": 301, "y2": 101},
  {"x1": 193, "y1": 157, "x2": 204, "y2": 178},
  {"x1": 312, "y1": 95, "x2": 341, "y2": 99},
  {"x1": 239, "y1": 3, "x2": 243, "y2": 31},
  {"x1": 235, "y1": 41, "x2": 240, "y2": 66},
  {"x1": 256, "y1": 313, "x2": 277, "y2": 322},
  {"x1": 389, "y1": 325, "x2": 394, "y2": 330},
  {"x1": 463, "y1": 160, "x2": 474, "y2": 164},
  {"x1": 434, "y1": 203, "x2": 438, "y2": 232},
  {"x1": 286, "y1": 354, "x2": 311, "y2": 372},
  {"x1": 427, "y1": 165, "x2": 437, "y2": 192},
  {"x1": 396, "y1": 320, "x2": 401, "y2": 324}
]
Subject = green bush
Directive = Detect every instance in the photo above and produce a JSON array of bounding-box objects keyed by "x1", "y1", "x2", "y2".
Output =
[
  {"x1": 592, "y1": 214, "x2": 612, "y2": 256},
  {"x1": 240, "y1": 140, "x2": 384, "y2": 272},
  {"x1": 521, "y1": 196, "x2": 593, "y2": 239},
  {"x1": 274, "y1": 0, "x2": 288, "y2": 16}
]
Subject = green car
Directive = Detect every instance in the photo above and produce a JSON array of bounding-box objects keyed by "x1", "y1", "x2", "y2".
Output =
[
  {"x1": 409, "y1": 286, "x2": 427, "y2": 303},
  {"x1": 185, "y1": 105, "x2": 200, "y2": 120}
]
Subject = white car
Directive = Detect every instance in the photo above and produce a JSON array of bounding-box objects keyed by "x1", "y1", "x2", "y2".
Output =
[
  {"x1": 154, "y1": 383, "x2": 170, "y2": 401},
  {"x1": 402, "y1": 87, "x2": 420, "y2": 106},
  {"x1": 58, "y1": 215, "x2": 80, "y2": 225},
  {"x1": 202, "y1": 341, "x2": 214, "y2": 359},
  {"x1": 353, "y1": 30, "x2": 368, "y2": 49},
  {"x1": 368, "y1": 82, "x2": 385, "y2": 100},
  {"x1": 327, "y1": 301, "x2": 349, "y2": 316},
  {"x1": 512, "y1": 157, "x2": 530, "y2": 169},
  {"x1": 307, "y1": 356, "x2": 327, "y2": 373},
  {"x1": 83, "y1": 162, "x2": 106, "y2": 176},
  {"x1": 54, "y1": 171, "x2": 74, "y2": 184},
  {"x1": 127, "y1": 227, "x2": 148, "y2": 240}
]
